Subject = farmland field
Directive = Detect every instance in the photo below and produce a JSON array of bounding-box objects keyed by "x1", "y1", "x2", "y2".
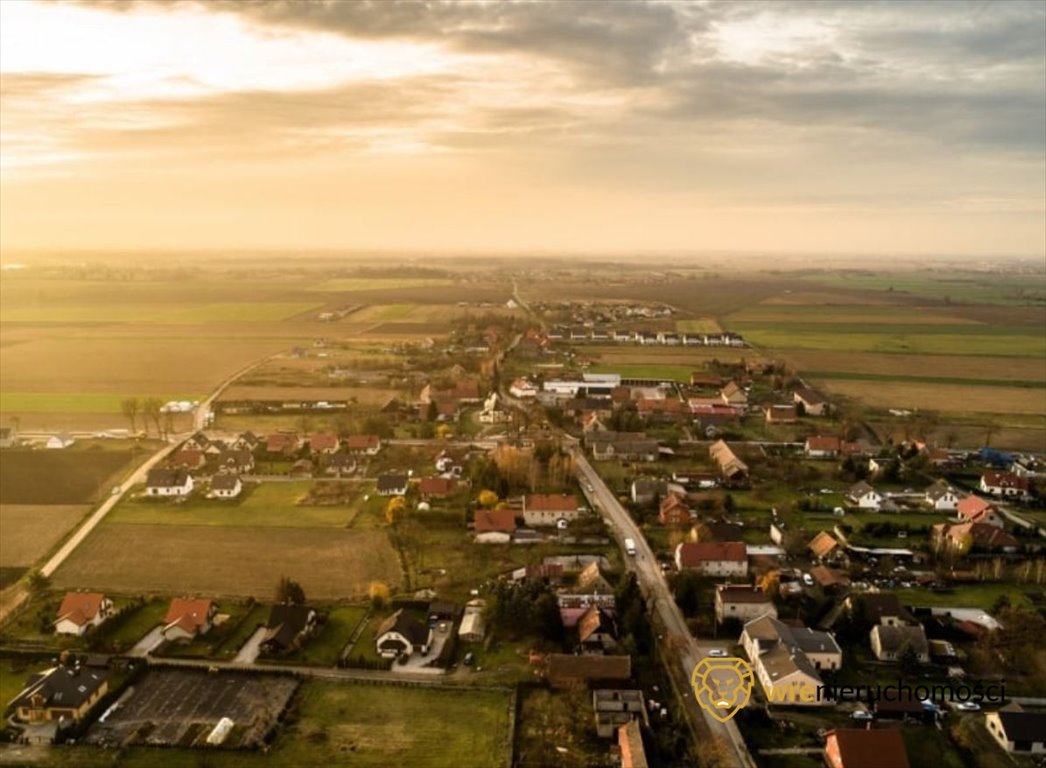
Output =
[
  {"x1": 107, "y1": 482, "x2": 361, "y2": 528},
  {"x1": 737, "y1": 328, "x2": 1044, "y2": 357},
  {"x1": 309, "y1": 277, "x2": 454, "y2": 292},
  {"x1": 780, "y1": 351, "x2": 1046, "y2": 382},
  {"x1": 727, "y1": 304, "x2": 980, "y2": 325},
  {"x1": 0, "y1": 302, "x2": 320, "y2": 324},
  {"x1": 0, "y1": 504, "x2": 90, "y2": 568},
  {"x1": 219, "y1": 385, "x2": 404, "y2": 404},
  {"x1": 0, "y1": 443, "x2": 147, "y2": 504},
  {"x1": 51, "y1": 524, "x2": 402, "y2": 599},
  {"x1": 819, "y1": 379, "x2": 1046, "y2": 416},
  {"x1": 585, "y1": 345, "x2": 750, "y2": 365}
]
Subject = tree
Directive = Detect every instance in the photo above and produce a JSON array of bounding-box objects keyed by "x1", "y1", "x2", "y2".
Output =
[
  {"x1": 276, "y1": 576, "x2": 306, "y2": 605},
  {"x1": 758, "y1": 570, "x2": 780, "y2": 596},
  {"x1": 385, "y1": 495, "x2": 407, "y2": 526},
  {"x1": 898, "y1": 644, "x2": 920, "y2": 676},
  {"x1": 368, "y1": 581, "x2": 390, "y2": 610},
  {"x1": 436, "y1": 424, "x2": 453, "y2": 439},
  {"x1": 26, "y1": 569, "x2": 50, "y2": 595},
  {"x1": 477, "y1": 489, "x2": 499, "y2": 508},
  {"x1": 142, "y1": 397, "x2": 163, "y2": 438},
  {"x1": 120, "y1": 397, "x2": 140, "y2": 433}
]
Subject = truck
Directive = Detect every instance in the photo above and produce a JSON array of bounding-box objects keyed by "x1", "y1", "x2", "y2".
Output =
[{"x1": 624, "y1": 538, "x2": 637, "y2": 556}]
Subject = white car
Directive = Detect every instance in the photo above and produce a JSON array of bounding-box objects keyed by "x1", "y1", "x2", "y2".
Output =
[
  {"x1": 955, "y1": 701, "x2": 981, "y2": 712},
  {"x1": 707, "y1": 649, "x2": 728, "y2": 658},
  {"x1": 802, "y1": 573, "x2": 814, "y2": 587},
  {"x1": 851, "y1": 710, "x2": 874, "y2": 722}
]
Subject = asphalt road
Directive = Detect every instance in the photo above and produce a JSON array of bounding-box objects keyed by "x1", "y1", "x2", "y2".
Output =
[{"x1": 573, "y1": 450, "x2": 757, "y2": 768}]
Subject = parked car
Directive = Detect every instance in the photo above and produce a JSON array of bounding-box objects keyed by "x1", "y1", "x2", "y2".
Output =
[
  {"x1": 707, "y1": 649, "x2": 728, "y2": 658},
  {"x1": 851, "y1": 710, "x2": 874, "y2": 722},
  {"x1": 802, "y1": 572, "x2": 814, "y2": 587},
  {"x1": 956, "y1": 701, "x2": 981, "y2": 711}
]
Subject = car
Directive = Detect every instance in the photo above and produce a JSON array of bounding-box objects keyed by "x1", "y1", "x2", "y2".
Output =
[
  {"x1": 851, "y1": 710, "x2": 874, "y2": 722},
  {"x1": 463, "y1": 652, "x2": 475, "y2": 667},
  {"x1": 955, "y1": 701, "x2": 981, "y2": 711},
  {"x1": 802, "y1": 573, "x2": 814, "y2": 587},
  {"x1": 707, "y1": 649, "x2": 728, "y2": 658}
]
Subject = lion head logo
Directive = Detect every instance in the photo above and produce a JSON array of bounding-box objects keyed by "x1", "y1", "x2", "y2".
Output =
[{"x1": 691, "y1": 657, "x2": 754, "y2": 722}]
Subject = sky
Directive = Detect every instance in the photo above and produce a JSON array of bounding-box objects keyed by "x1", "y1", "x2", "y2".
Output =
[{"x1": 1, "y1": 0, "x2": 1044, "y2": 257}]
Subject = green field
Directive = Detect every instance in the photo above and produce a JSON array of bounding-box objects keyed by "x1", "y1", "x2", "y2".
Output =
[
  {"x1": 801, "y1": 370, "x2": 1046, "y2": 389},
  {"x1": 108, "y1": 482, "x2": 361, "y2": 529},
  {"x1": 587, "y1": 363, "x2": 696, "y2": 381},
  {"x1": 728, "y1": 304, "x2": 980, "y2": 325},
  {"x1": 310, "y1": 278, "x2": 453, "y2": 292},
  {"x1": 738, "y1": 328, "x2": 1045, "y2": 357},
  {"x1": 292, "y1": 605, "x2": 369, "y2": 666},
  {"x1": 803, "y1": 272, "x2": 1045, "y2": 305},
  {"x1": 0, "y1": 392, "x2": 200, "y2": 413}
]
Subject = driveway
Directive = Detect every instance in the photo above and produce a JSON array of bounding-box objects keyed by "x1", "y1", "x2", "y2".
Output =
[
  {"x1": 129, "y1": 625, "x2": 165, "y2": 657},
  {"x1": 391, "y1": 623, "x2": 451, "y2": 675},
  {"x1": 233, "y1": 627, "x2": 266, "y2": 664}
]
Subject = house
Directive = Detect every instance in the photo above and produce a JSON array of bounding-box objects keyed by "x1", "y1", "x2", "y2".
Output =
[
  {"x1": 582, "y1": 412, "x2": 608, "y2": 433},
  {"x1": 618, "y1": 719, "x2": 649, "y2": 768},
  {"x1": 523, "y1": 494, "x2": 582, "y2": 527},
  {"x1": 509, "y1": 378, "x2": 539, "y2": 398},
  {"x1": 478, "y1": 392, "x2": 510, "y2": 424},
  {"x1": 325, "y1": 452, "x2": 357, "y2": 476},
  {"x1": 764, "y1": 405, "x2": 798, "y2": 424},
  {"x1": 824, "y1": 729, "x2": 910, "y2": 768},
  {"x1": 588, "y1": 432, "x2": 659, "y2": 462},
  {"x1": 419, "y1": 476, "x2": 458, "y2": 498},
  {"x1": 45, "y1": 433, "x2": 75, "y2": 450},
  {"x1": 473, "y1": 508, "x2": 517, "y2": 543},
  {"x1": 806, "y1": 436, "x2": 841, "y2": 458},
  {"x1": 847, "y1": 481, "x2": 883, "y2": 510},
  {"x1": 715, "y1": 584, "x2": 776, "y2": 624},
  {"x1": 932, "y1": 522, "x2": 1018, "y2": 554},
  {"x1": 376, "y1": 473, "x2": 409, "y2": 496},
  {"x1": 458, "y1": 600, "x2": 486, "y2": 643},
  {"x1": 808, "y1": 531, "x2": 841, "y2": 562},
  {"x1": 9, "y1": 664, "x2": 109, "y2": 724},
  {"x1": 183, "y1": 432, "x2": 211, "y2": 451},
  {"x1": 691, "y1": 521, "x2": 744, "y2": 543},
  {"x1": 290, "y1": 458, "x2": 314, "y2": 477},
  {"x1": 216, "y1": 448, "x2": 254, "y2": 474},
  {"x1": 577, "y1": 561, "x2": 614, "y2": 594},
  {"x1": 793, "y1": 386, "x2": 829, "y2": 416},
  {"x1": 170, "y1": 449, "x2": 206, "y2": 470},
  {"x1": 658, "y1": 494, "x2": 692, "y2": 526},
  {"x1": 345, "y1": 434, "x2": 383, "y2": 456},
  {"x1": 162, "y1": 598, "x2": 218, "y2": 642},
  {"x1": 308, "y1": 433, "x2": 340, "y2": 454},
  {"x1": 577, "y1": 605, "x2": 618, "y2": 653},
  {"x1": 956, "y1": 496, "x2": 1004, "y2": 527},
  {"x1": 210, "y1": 474, "x2": 242, "y2": 499},
  {"x1": 924, "y1": 480, "x2": 960, "y2": 512},
  {"x1": 985, "y1": 703, "x2": 1046, "y2": 755},
  {"x1": 845, "y1": 593, "x2": 916, "y2": 629},
  {"x1": 630, "y1": 478, "x2": 668, "y2": 505},
  {"x1": 810, "y1": 566, "x2": 850, "y2": 592},
  {"x1": 870, "y1": 624, "x2": 930, "y2": 663},
  {"x1": 145, "y1": 467, "x2": 194, "y2": 498},
  {"x1": 592, "y1": 690, "x2": 645, "y2": 738},
  {"x1": 709, "y1": 440, "x2": 748, "y2": 481},
  {"x1": 265, "y1": 432, "x2": 301, "y2": 456},
  {"x1": 980, "y1": 471, "x2": 1030, "y2": 498},
  {"x1": 546, "y1": 654, "x2": 632, "y2": 689},
  {"x1": 719, "y1": 381, "x2": 748, "y2": 406},
  {"x1": 674, "y1": 541, "x2": 747, "y2": 577},
  {"x1": 376, "y1": 609, "x2": 433, "y2": 658},
  {"x1": 232, "y1": 431, "x2": 261, "y2": 452},
  {"x1": 261, "y1": 604, "x2": 317, "y2": 653},
  {"x1": 54, "y1": 592, "x2": 113, "y2": 636},
  {"x1": 741, "y1": 615, "x2": 842, "y2": 705}
]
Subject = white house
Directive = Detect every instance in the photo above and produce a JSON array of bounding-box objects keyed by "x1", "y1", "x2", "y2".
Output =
[
  {"x1": 509, "y1": 378, "x2": 538, "y2": 398},
  {"x1": 54, "y1": 592, "x2": 113, "y2": 636},
  {"x1": 523, "y1": 494, "x2": 583, "y2": 527},
  {"x1": 210, "y1": 474, "x2": 242, "y2": 499},
  {"x1": 477, "y1": 392, "x2": 509, "y2": 424},
  {"x1": 145, "y1": 468, "x2": 194, "y2": 497},
  {"x1": 870, "y1": 624, "x2": 930, "y2": 663},
  {"x1": 986, "y1": 704, "x2": 1046, "y2": 755},
  {"x1": 162, "y1": 598, "x2": 218, "y2": 642},
  {"x1": 715, "y1": 585, "x2": 777, "y2": 625},
  {"x1": 924, "y1": 481, "x2": 960, "y2": 512},
  {"x1": 375, "y1": 609, "x2": 433, "y2": 659},
  {"x1": 45, "y1": 433, "x2": 75, "y2": 450},
  {"x1": 980, "y1": 471, "x2": 1031, "y2": 499},
  {"x1": 741, "y1": 615, "x2": 841, "y2": 706},
  {"x1": 674, "y1": 542, "x2": 747, "y2": 578},
  {"x1": 847, "y1": 481, "x2": 883, "y2": 510}
]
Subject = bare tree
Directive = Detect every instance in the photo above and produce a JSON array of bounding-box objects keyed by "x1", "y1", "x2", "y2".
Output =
[{"x1": 120, "y1": 397, "x2": 140, "y2": 433}]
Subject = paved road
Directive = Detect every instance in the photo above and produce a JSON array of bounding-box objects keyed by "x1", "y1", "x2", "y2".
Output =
[{"x1": 573, "y1": 450, "x2": 757, "y2": 768}]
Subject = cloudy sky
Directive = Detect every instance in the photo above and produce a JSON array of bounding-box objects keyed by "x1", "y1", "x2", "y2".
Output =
[{"x1": 1, "y1": 0, "x2": 1043, "y2": 256}]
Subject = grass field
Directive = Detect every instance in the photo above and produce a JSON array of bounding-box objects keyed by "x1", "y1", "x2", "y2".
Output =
[
  {"x1": 819, "y1": 379, "x2": 1046, "y2": 416},
  {"x1": 0, "y1": 504, "x2": 90, "y2": 568},
  {"x1": 0, "y1": 391, "x2": 200, "y2": 413},
  {"x1": 587, "y1": 363, "x2": 695, "y2": 381},
  {"x1": 738, "y1": 328, "x2": 1044, "y2": 357},
  {"x1": 0, "y1": 302, "x2": 320, "y2": 324},
  {"x1": 109, "y1": 482, "x2": 359, "y2": 529},
  {"x1": 219, "y1": 385, "x2": 404, "y2": 404},
  {"x1": 728, "y1": 304, "x2": 980, "y2": 325},
  {"x1": 781, "y1": 350, "x2": 1046, "y2": 382},
  {"x1": 310, "y1": 278, "x2": 454, "y2": 292},
  {"x1": 0, "y1": 444, "x2": 146, "y2": 504},
  {"x1": 292, "y1": 605, "x2": 369, "y2": 665},
  {"x1": 803, "y1": 272, "x2": 1044, "y2": 305},
  {"x1": 51, "y1": 524, "x2": 402, "y2": 600},
  {"x1": 674, "y1": 318, "x2": 723, "y2": 333},
  {"x1": 586, "y1": 345, "x2": 750, "y2": 365}
]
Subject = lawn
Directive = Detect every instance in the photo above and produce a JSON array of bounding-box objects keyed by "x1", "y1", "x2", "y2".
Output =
[
  {"x1": 292, "y1": 605, "x2": 369, "y2": 666},
  {"x1": 728, "y1": 303, "x2": 980, "y2": 325},
  {"x1": 802, "y1": 272, "x2": 1044, "y2": 305},
  {"x1": 738, "y1": 329, "x2": 1045, "y2": 357},
  {"x1": 0, "y1": 504, "x2": 90, "y2": 568},
  {"x1": 108, "y1": 482, "x2": 359, "y2": 529},
  {"x1": 587, "y1": 363, "x2": 698, "y2": 381},
  {"x1": 0, "y1": 302, "x2": 320, "y2": 324},
  {"x1": 310, "y1": 278, "x2": 454, "y2": 292},
  {"x1": 778, "y1": 350, "x2": 1046, "y2": 382},
  {"x1": 896, "y1": 583, "x2": 1035, "y2": 611},
  {"x1": 51, "y1": 524, "x2": 402, "y2": 600},
  {"x1": 91, "y1": 598, "x2": 170, "y2": 653},
  {"x1": 675, "y1": 318, "x2": 723, "y2": 333},
  {"x1": 819, "y1": 379, "x2": 1046, "y2": 416}
]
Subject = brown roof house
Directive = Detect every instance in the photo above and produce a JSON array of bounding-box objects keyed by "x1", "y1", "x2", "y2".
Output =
[
  {"x1": 658, "y1": 494, "x2": 692, "y2": 526},
  {"x1": 674, "y1": 542, "x2": 747, "y2": 577},
  {"x1": 824, "y1": 729, "x2": 910, "y2": 768},
  {"x1": 546, "y1": 654, "x2": 631, "y2": 689},
  {"x1": 54, "y1": 592, "x2": 113, "y2": 636},
  {"x1": 523, "y1": 494, "x2": 582, "y2": 527},
  {"x1": 715, "y1": 584, "x2": 776, "y2": 625},
  {"x1": 162, "y1": 598, "x2": 219, "y2": 642}
]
